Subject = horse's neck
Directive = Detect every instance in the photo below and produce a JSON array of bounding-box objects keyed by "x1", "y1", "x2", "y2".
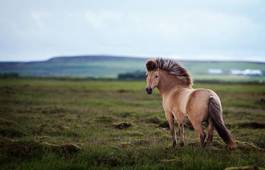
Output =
[{"x1": 157, "y1": 71, "x2": 191, "y2": 97}]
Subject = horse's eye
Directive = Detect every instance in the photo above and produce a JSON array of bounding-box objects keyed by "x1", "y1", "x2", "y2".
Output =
[{"x1": 155, "y1": 75, "x2": 159, "y2": 78}]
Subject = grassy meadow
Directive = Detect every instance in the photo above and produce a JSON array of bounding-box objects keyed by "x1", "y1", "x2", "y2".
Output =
[{"x1": 0, "y1": 78, "x2": 265, "y2": 170}]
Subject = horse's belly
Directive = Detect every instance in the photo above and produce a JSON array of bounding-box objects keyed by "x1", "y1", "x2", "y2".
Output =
[
  {"x1": 176, "y1": 96, "x2": 190, "y2": 114},
  {"x1": 172, "y1": 89, "x2": 194, "y2": 114}
]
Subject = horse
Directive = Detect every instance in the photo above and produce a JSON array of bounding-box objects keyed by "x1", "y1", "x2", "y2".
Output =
[{"x1": 145, "y1": 58, "x2": 237, "y2": 150}]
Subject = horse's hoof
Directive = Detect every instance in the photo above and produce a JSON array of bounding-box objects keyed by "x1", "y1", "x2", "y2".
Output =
[
  {"x1": 179, "y1": 142, "x2": 185, "y2": 147},
  {"x1": 206, "y1": 138, "x2": 213, "y2": 145},
  {"x1": 206, "y1": 139, "x2": 213, "y2": 144},
  {"x1": 201, "y1": 141, "x2": 207, "y2": 148},
  {"x1": 226, "y1": 143, "x2": 237, "y2": 150}
]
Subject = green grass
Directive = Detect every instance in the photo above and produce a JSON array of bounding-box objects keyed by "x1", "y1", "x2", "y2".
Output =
[{"x1": 0, "y1": 78, "x2": 265, "y2": 170}]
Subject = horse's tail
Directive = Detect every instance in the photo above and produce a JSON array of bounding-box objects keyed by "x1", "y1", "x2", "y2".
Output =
[{"x1": 208, "y1": 95, "x2": 236, "y2": 149}]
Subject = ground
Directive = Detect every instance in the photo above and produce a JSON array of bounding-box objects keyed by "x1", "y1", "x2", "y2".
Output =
[{"x1": 0, "y1": 78, "x2": 265, "y2": 170}]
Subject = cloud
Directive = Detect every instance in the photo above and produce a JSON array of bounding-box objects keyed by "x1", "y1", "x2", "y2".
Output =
[
  {"x1": 84, "y1": 10, "x2": 123, "y2": 29},
  {"x1": 31, "y1": 11, "x2": 50, "y2": 29},
  {"x1": 0, "y1": 0, "x2": 264, "y2": 61}
]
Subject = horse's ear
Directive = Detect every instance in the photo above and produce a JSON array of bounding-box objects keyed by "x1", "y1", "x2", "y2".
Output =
[{"x1": 146, "y1": 59, "x2": 158, "y2": 71}]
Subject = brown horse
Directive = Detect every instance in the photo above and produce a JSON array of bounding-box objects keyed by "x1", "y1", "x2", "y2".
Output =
[{"x1": 145, "y1": 58, "x2": 236, "y2": 150}]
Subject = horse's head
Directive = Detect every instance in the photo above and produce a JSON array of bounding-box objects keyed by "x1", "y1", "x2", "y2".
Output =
[{"x1": 145, "y1": 59, "x2": 160, "y2": 95}]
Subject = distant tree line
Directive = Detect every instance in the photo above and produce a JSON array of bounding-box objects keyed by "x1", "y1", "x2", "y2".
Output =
[
  {"x1": 0, "y1": 73, "x2": 19, "y2": 78},
  {"x1": 118, "y1": 71, "x2": 145, "y2": 80}
]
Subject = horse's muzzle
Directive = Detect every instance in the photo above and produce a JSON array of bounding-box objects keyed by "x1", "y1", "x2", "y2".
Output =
[{"x1": 145, "y1": 87, "x2": 152, "y2": 94}]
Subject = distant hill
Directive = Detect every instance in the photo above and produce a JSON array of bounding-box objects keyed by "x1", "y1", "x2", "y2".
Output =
[
  {"x1": 0, "y1": 55, "x2": 264, "y2": 81},
  {"x1": 0, "y1": 55, "x2": 145, "y2": 78}
]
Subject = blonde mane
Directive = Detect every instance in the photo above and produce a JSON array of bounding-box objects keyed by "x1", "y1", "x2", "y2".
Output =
[{"x1": 155, "y1": 58, "x2": 193, "y2": 86}]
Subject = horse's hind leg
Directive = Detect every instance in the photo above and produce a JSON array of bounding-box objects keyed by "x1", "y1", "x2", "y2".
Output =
[
  {"x1": 193, "y1": 123, "x2": 206, "y2": 147},
  {"x1": 207, "y1": 119, "x2": 214, "y2": 144},
  {"x1": 189, "y1": 115, "x2": 207, "y2": 147}
]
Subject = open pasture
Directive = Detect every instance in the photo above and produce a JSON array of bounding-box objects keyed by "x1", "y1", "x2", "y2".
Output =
[{"x1": 0, "y1": 78, "x2": 265, "y2": 170}]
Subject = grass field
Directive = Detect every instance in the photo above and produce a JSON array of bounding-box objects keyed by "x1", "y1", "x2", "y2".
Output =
[{"x1": 0, "y1": 78, "x2": 265, "y2": 170}]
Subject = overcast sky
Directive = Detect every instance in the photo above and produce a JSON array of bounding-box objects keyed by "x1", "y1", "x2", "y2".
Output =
[{"x1": 0, "y1": 0, "x2": 265, "y2": 61}]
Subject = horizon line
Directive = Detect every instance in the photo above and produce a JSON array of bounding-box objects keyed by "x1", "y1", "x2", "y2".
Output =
[{"x1": 0, "y1": 54, "x2": 265, "y2": 63}]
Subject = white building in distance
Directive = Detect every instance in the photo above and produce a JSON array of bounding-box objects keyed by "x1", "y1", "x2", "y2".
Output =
[
  {"x1": 230, "y1": 69, "x2": 262, "y2": 76},
  {"x1": 208, "y1": 69, "x2": 223, "y2": 75}
]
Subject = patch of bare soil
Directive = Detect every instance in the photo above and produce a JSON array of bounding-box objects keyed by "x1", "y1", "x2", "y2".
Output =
[
  {"x1": 158, "y1": 121, "x2": 169, "y2": 129},
  {"x1": 146, "y1": 116, "x2": 162, "y2": 124},
  {"x1": 116, "y1": 89, "x2": 132, "y2": 93},
  {"x1": 255, "y1": 98, "x2": 265, "y2": 105},
  {"x1": 113, "y1": 122, "x2": 132, "y2": 129}
]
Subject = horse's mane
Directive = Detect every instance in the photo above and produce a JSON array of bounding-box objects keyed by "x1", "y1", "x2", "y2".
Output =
[{"x1": 146, "y1": 58, "x2": 193, "y2": 86}]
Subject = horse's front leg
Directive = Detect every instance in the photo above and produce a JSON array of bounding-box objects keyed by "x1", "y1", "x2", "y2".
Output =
[
  {"x1": 166, "y1": 112, "x2": 177, "y2": 148},
  {"x1": 176, "y1": 113, "x2": 185, "y2": 147},
  {"x1": 178, "y1": 122, "x2": 185, "y2": 147}
]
